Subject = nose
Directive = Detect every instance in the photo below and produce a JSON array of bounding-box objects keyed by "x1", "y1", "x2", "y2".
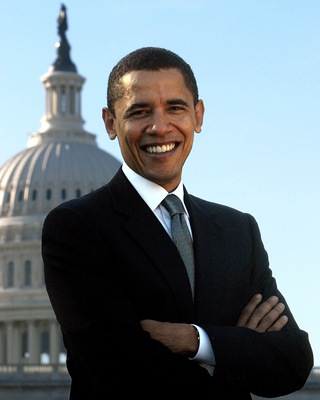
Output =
[{"x1": 148, "y1": 110, "x2": 171, "y2": 134}]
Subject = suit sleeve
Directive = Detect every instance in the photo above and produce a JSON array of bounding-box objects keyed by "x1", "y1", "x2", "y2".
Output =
[{"x1": 202, "y1": 213, "x2": 314, "y2": 398}]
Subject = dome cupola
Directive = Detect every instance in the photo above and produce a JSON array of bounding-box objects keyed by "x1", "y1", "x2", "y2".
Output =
[{"x1": 0, "y1": 4, "x2": 121, "y2": 224}]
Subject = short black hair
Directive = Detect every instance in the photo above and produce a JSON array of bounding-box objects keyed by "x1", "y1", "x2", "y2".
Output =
[{"x1": 107, "y1": 47, "x2": 199, "y2": 115}]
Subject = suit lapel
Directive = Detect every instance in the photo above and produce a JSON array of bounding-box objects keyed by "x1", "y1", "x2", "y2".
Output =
[
  {"x1": 108, "y1": 170, "x2": 194, "y2": 319},
  {"x1": 185, "y1": 192, "x2": 228, "y2": 320}
]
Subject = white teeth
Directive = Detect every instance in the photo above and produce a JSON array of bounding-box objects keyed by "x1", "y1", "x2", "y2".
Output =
[{"x1": 145, "y1": 143, "x2": 175, "y2": 154}]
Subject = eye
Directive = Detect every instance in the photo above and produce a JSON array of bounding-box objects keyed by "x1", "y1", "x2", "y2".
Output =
[
  {"x1": 168, "y1": 105, "x2": 185, "y2": 112},
  {"x1": 130, "y1": 109, "x2": 150, "y2": 118}
]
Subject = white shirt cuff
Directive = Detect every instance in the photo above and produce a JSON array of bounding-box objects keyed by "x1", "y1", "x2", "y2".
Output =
[{"x1": 189, "y1": 324, "x2": 215, "y2": 375}]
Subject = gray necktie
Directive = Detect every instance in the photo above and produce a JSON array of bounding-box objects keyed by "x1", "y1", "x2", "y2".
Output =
[{"x1": 161, "y1": 194, "x2": 195, "y2": 297}]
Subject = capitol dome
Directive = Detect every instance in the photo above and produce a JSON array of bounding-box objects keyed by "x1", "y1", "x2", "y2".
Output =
[
  {"x1": 0, "y1": 131, "x2": 120, "y2": 220},
  {"x1": 0, "y1": 3, "x2": 121, "y2": 373},
  {"x1": 0, "y1": 11, "x2": 120, "y2": 222}
]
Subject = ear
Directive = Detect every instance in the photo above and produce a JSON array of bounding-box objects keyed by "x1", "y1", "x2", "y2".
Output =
[
  {"x1": 102, "y1": 107, "x2": 117, "y2": 140},
  {"x1": 194, "y1": 100, "x2": 205, "y2": 133}
]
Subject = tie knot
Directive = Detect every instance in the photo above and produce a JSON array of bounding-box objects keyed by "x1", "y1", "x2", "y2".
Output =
[{"x1": 161, "y1": 195, "x2": 184, "y2": 217}]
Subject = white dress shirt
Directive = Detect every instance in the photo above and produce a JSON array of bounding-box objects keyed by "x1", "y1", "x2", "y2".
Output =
[{"x1": 122, "y1": 163, "x2": 215, "y2": 374}]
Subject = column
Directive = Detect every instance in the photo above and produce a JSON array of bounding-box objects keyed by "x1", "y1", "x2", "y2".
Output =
[
  {"x1": 0, "y1": 324, "x2": 5, "y2": 363},
  {"x1": 50, "y1": 320, "x2": 59, "y2": 364},
  {"x1": 6, "y1": 322, "x2": 13, "y2": 363},
  {"x1": 27, "y1": 320, "x2": 40, "y2": 364}
]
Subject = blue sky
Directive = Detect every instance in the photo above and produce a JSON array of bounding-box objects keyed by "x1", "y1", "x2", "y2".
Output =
[{"x1": 0, "y1": 1, "x2": 319, "y2": 367}]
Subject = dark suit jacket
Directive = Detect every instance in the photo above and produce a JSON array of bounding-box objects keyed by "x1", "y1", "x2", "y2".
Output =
[{"x1": 42, "y1": 168, "x2": 313, "y2": 399}]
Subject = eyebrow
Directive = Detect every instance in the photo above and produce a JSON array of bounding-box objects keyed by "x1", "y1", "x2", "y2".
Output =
[
  {"x1": 125, "y1": 102, "x2": 149, "y2": 114},
  {"x1": 167, "y1": 98, "x2": 189, "y2": 107},
  {"x1": 124, "y1": 98, "x2": 190, "y2": 115}
]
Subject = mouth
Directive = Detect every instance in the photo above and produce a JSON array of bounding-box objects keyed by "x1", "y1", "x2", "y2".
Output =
[{"x1": 144, "y1": 143, "x2": 176, "y2": 154}]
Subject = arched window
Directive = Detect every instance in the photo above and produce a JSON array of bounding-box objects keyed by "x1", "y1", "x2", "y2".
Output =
[
  {"x1": 18, "y1": 190, "x2": 24, "y2": 202},
  {"x1": 70, "y1": 86, "x2": 75, "y2": 114},
  {"x1": 76, "y1": 188, "x2": 81, "y2": 198},
  {"x1": 46, "y1": 189, "x2": 52, "y2": 200},
  {"x1": 24, "y1": 260, "x2": 32, "y2": 287},
  {"x1": 61, "y1": 188, "x2": 67, "y2": 200},
  {"x1": 7, "y1": 262, "x2": 14, "y2": 287},
  {"x1": 39, "y1": 262, "x2": 45, "y2": 287},
  {"x1": 60, "y1": 86, "x2": 66, "y2": 114},
  {"x1": 32, "y1": 189, "x2": 37, "y2": 201}
]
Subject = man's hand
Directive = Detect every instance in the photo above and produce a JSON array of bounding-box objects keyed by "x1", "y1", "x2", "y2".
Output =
[
  {"x1": 237, "y1": 294, "x2": 288, "y2": 332},
  {"x1": 140, "y1": 319, "x2": 199, "y2": 356}
]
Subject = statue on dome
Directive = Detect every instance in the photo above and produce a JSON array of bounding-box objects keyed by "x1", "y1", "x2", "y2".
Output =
[
  {"x1": 58, "y1": 4, "x2": 68, "y2": 39},
  {"x1": 51, "y1": 3, "x2": 77, "y2": 72}
]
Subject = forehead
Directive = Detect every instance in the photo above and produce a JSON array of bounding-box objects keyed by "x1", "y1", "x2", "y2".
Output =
[{"x1": 119, "y1": 68, "x2": 189, "y2": 97}]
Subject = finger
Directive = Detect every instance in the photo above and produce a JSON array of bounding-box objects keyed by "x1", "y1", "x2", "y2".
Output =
[
  {"x1": 237, "y1": 294, "x2": 262, "y2": 327},
  {"x1": 245, "y1": 296, "x2": 280, "y2": 330},
  {"x1": 140, "y1": 319, "x2": 158, "y2": 333},
  {"x1": 267, "y1": 315, "x2": 289, "y2": 332},
  {"x1": 255, "y1": 302, "x2": 286, "y2": 332}
]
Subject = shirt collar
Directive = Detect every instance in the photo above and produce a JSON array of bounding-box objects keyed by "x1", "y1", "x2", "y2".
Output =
[{"x1": 122, "y1": 162, "x2": 187, "y2": 213}]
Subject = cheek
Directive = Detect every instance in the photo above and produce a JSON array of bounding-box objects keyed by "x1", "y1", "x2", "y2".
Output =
[
  {"x1": 180, "y1": 119, "x2": 197, "y2": 138},
  {"x1": 179, "y1": 114, "x2": 198, "y2": 130},
  {"x1": 117, "y1": 123, "x2": 140, "y2": 149}
]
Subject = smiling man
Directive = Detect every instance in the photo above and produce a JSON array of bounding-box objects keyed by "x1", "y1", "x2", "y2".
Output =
[
  {"x1": 103, "y1": 67, "x2": 203, "y2": 190},
  {"x1": 42, "y1": 47, "x2": 313, "y2": 399}
]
